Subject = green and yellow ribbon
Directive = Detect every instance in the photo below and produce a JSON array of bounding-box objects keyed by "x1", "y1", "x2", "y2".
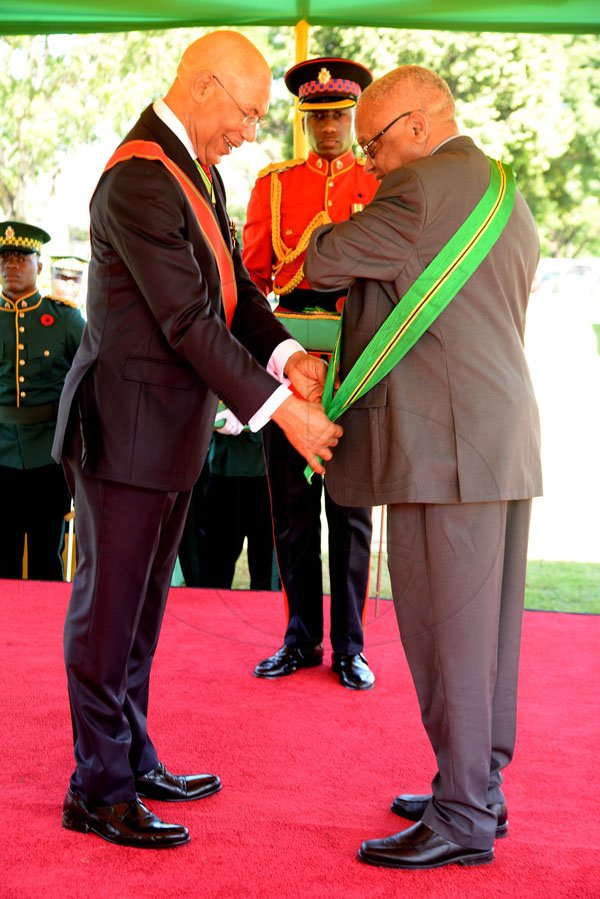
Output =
[{"x1": 305, "y1": 157, "x2": 515, "y2": 481}]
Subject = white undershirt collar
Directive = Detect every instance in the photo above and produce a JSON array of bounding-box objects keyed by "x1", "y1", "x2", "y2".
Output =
[
  {"x1": 153, "y1": 98, "x2": 196, "y2": 161},
  {"x1": 431, "y1": 134, "x2": 461, "y2": 155}
]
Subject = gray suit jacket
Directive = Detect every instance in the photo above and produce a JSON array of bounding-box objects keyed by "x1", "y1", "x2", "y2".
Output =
[{"x1": 305, "y1": 136, "x2": 542, "y2": 506}]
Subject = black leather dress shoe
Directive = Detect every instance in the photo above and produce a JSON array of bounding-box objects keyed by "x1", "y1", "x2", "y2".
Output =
[
  {"x1": 358, "y1": 822, "x2": 494, "y2": 869},
  {"x1": 253, "y1": 644, "x2": 323, "y2": 678},
  {"x1": 331, "y1": 653, "x2": 375, "y2": 690},
  {"x1": 62, "y1": 789, "x2": 189, "y2": 848},
  {"x1": 135, "y1": 762, "x2": 221, "y2": 802},
  {"x1": 391, "y1": 793, "x2": 508, "y2": 838}
]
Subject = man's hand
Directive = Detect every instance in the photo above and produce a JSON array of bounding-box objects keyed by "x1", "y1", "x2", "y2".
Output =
[
  {"x1": 271, "y1": 395, "x2": 342, "y2": 475},
  {"x1": 284, "y1": 351, "x2": 328, "y2": 403}
]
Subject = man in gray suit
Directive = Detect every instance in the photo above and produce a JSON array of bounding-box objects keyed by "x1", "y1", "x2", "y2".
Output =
[{"x1": 305, "y1": 65, "x2": 542, "y2": 870}]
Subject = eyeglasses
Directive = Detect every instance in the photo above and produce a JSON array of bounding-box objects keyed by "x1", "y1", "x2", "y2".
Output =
[
  {"x1": 213, "y1": 74, "x2": 267, "y2": 130},
  {"x1": 360, "y1": 110, "x2": 417, "y2": 160}
]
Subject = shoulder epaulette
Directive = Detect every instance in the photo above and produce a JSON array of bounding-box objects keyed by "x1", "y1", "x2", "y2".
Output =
[
  {"x1": 45, "y1": 295, "x2": 81, "y2": 309},
  {"x1": 257, "y1": 158, "x2": 305, "y2": 179}
]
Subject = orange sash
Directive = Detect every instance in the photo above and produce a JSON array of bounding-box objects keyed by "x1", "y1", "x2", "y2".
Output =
[{"x1": 103, "y1": 140, "x2": 237, "y2": 328}]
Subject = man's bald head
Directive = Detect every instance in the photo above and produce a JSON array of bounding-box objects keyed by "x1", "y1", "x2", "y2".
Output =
[
  {"x1": 176, "y1": 31, "x2": 272, "y2": 92},
  {"x1": 164, "y1": 30, "x2": 272, "y2": 166}
]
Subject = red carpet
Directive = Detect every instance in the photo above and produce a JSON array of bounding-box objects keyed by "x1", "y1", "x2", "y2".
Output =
[{"x1": 0, "y1": 579, "x2": 598, "y2": 898}]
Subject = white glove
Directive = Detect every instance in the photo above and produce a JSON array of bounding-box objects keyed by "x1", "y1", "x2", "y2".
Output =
[{"x1": 214, "y1": 407, "x2": 244, "y2": 436}]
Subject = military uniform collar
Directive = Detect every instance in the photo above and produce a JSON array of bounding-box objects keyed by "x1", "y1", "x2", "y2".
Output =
[
  {"x1": 1, "y1": 288, "x2": 41, "y2": 312},
  {"x1": 307, "y1": 148, "x2": 357, "y2": 177}
]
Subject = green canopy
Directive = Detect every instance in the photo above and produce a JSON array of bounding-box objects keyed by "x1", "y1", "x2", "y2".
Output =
[{"x1": 1, "y1": 0, "x2": 598, "y2": 36}]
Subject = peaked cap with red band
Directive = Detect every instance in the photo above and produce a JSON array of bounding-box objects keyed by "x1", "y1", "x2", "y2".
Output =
[{"x1": 284, "y1": 57, "x2": 373, "y2": 111}]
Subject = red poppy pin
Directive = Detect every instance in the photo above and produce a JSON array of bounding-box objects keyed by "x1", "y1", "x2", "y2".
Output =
[{"x1": 40, "y1": 313, "x2": 54, "y2": 327}]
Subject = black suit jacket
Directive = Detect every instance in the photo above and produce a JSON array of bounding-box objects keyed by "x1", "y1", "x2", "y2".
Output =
[{"x1": 53, "y1": 105, "x2": 289, "y2": 491}]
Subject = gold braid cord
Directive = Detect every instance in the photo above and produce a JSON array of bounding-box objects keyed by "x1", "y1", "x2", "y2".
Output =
[{"x1": 270, "y1": 172, "x2": 331, "y2": 296}]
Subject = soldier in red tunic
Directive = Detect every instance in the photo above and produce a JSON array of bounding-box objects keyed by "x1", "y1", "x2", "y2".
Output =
[{"x1": 243, "y1": 58, "x2": 379, "y2": 690}]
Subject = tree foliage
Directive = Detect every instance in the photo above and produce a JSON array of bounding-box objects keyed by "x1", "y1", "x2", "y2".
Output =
[
  {"x1": 0, "y1": 26, "x2": 598, "y2": 257},
  {"x1": 305, "y1": 27, "x2": 600, "y2": 257},
  {"x1": 0, "y1": 29, "x2": 206, "y2": 218}
]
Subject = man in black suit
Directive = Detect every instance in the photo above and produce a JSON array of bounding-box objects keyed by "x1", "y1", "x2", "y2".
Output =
[{"x1": 53, "y1": 30, "x2": 341, "y2": 849}]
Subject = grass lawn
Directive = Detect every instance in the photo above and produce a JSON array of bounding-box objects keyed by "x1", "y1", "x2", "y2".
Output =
[
  {"x1": 523, "y1": 559, "x2": 600, "y2": 614},
  {"x1": 231, "y1": 554, "x2": 600, "y2": 615},
  {"x1": 356, "y1": 556, "x2": 600, "y2": 614}
]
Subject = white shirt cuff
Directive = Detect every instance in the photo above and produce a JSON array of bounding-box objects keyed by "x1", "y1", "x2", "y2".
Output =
[
  {"x1": 248, "y1": 383, "x2": 292, "y2": 432},
  {"x1": 267, "y1": 339, "x2": 305, "y2": 382},
  {"x1": 248, "y1": 339, "x2": 304, "y2": 432}
]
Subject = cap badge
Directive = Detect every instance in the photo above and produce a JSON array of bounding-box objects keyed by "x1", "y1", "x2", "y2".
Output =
[
  {"x1": 317, "y1": 67, "x2": 332, "y2": 85},
  {"x1": 4, "y1": 226, "x2": 15, "y2": 240}
]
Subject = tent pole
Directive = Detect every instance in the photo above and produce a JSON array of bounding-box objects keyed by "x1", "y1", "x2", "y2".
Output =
[{"x1": 293, "y1": 20, "x2": 310, "y2": 158}]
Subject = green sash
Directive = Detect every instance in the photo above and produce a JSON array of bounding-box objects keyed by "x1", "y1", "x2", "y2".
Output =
[{"x1": 305, "y1": 157, "x2": 516, "y2": 481}]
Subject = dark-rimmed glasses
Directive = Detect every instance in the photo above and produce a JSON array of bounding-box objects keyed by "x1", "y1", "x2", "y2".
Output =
[
  {"x1": 360, "y1": 110, "x2": 417, "y2": 160},
  {"x1": 213, "y1": 74, "x2": 267, "y2": 129}
]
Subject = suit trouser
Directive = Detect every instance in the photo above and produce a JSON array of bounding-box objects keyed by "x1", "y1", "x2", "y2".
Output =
[
  {"x1": 263, "y1": 421, "x2": 372, "y2": 654},
  {"x1": 62, "y1": 421, "x2": 192, "y2": 804},
  {"x1": 0, "y1": 463, "x2": 70, "y2": 580},
  {"x1": 387, "y1": 499, "x2": 531, "y2": 851}
]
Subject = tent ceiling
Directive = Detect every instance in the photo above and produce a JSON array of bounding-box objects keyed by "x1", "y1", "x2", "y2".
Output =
[{"x1": 1, "y1": 0, "x2": 599, "y2": 36}]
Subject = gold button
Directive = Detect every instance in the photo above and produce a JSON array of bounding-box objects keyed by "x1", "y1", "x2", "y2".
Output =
[
  {"x1": 329, "y1": 181, "x2": 334, "y2": 187},
  {"x1": 21, "y1": 300, "x2": 27, "y2": 307},
  {"x1": 19, "y1": 358, "x2": 25, "y2": 365},
  {"x1": 19, "y1": 313, "x2": 24, "y2": 319},
  {"x1": 328, "y1": 200, "x2": 333, "y2": 206},
  {"x1": 20, "y1": 391, "x2": 26, "y2": 397},
  {"x1": 18, "y1": 343, "x2": 24, "y2": 350},
  {"x1": 19, "y1": 326, "x2": 25, "y2": 333},
  {"x1": 43, "y1": 350, "x2": 50, "y2": 357},
  {"x1": 19, "y1": 376, "x2": 24, "y2": 383}
]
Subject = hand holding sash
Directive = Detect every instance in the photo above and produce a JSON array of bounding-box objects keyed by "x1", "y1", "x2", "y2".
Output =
[
  {"x1": 284, "y1": 350, "x2": 328, "y2": 403},
  {"x1": 271, "y1": 395, "x2": 342, "y2": 475}
]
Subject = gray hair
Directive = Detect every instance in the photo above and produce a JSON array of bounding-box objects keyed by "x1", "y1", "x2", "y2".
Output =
[{"x1": 359, "y1": 65, "x2": 455, "y2": 124}]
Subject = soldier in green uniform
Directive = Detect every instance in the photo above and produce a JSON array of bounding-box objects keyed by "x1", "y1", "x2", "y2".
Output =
[
  {"x1": 0, "y1": 221, "x2": 85, "y2": 579},
  {"x1": 50, "y1": 256, "x2": 86, "y2": 303}
]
